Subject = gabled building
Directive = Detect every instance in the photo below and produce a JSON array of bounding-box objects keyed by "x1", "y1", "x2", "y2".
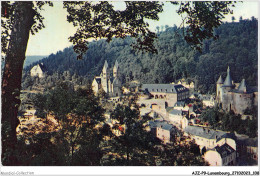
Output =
[
  {"x1": 30, "y1": 63, "x2": 46, "y2": 78},
  {"x1": 204, "y1": 143, "x2": 237, "y2": 166},
  {"x1": 148, "y1": 121, "x2": 174, "y2": 144},
  {"x1": 216, "y1": 66, "x2": 258, "y2": 114},
  {"x1": 183, "y1": 126, "x2": 236, "y2": 151},
  {"x1": 92, "y1": 60, "x2": 122, "y2": 97}
]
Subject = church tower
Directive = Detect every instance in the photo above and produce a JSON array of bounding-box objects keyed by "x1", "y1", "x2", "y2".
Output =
[
  {"x1": 113, "y1": 60, "x2": 119, "y2": 78},
  {"x1": 100, "y1": 60, "x2": 109, "y2": 93}
]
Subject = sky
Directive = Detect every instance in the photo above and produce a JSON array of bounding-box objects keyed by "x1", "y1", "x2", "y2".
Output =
[{"x1": 26, "y1": 1, "x2": 259, "y2": 56}]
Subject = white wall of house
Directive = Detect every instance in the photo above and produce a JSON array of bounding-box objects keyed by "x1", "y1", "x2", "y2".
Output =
[
  {"x1": 217, "y1": 138, "x2": 236, "y2": 151},
  {"x1": 156, "y1": 127, "x2": 170, "y2": 144},
  {"x1": 169, "y1": 114, "x2": 182, "y2": 124},
  {"x1": 30, "y1": 65, "x2": 44, "y2": 78},
  {"x1": 204, "y1": 150, "x2": 222, "y2": 166}
]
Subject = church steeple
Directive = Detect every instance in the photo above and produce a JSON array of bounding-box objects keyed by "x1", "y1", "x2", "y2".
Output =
[
  {"x1": 223, "y1": 66, "x2": 233, "y2": 87},
  {"x1": 113, "y1": 60, "x2": 119, "y2": 78},
  {"x1": 101, "y1": 60, "x2": 109, "y2": 78}
]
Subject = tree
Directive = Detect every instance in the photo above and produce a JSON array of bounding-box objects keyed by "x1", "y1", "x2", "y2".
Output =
[
  {"x1": 104, "y1": 104, "x2": 156, "y2": 166},
  {"x1": 232, "y1": 16, "x2": 235, "y2": 22},
  {"x1": 1, "y1": 1, "x2": 237, "y2": 165},
  {"x1": 32, "y1": 84, "x2": 105, "y2": 165}
]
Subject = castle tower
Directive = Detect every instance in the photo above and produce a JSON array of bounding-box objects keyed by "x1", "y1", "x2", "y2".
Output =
[
  {"x1": 113, "y1": 60, "x2": 119, "y2": 78},
  {"x1": 237, "y1": 79, "x2": 247, "y2": 93},
  {"x1": 100, "y1": 60, "x2": 109, "y2": 93},
  {"x1": 223, "y1": 66, "x2": 233, "y2": 87},
  {"x1": 216, "y1": 75, "x2": 224, "y2": 102}
]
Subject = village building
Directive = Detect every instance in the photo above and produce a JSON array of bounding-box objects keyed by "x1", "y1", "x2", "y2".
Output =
[
  {"x1": 216, "y1": 67, "x2": 258, "y2": 114},
  {"x1": 92, "y1": 60, "x2": 122, "y2": 97},
  {"x1": 141, "y1": 84, "x2": 189, "y2": 107},
  {"x1": 204, "y1": 143, "x2": 237, "y2": 166},
  {"x1": 148, "y1": 121, "x2": 175, "y2": 144},
  {"x1": 199, "y1": 94, "x2": 216, "y2": 108},
  {"x1": 30, "y1": 63, "x2": 46, "y2": 78}
]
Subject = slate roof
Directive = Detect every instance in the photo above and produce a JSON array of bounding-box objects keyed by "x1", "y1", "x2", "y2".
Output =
[
  {"x1": 223, "y1": 66, "x2": 233, "y2": 87},
  {"x1": 229, "y1": 79, "x2": 256, "y2": 94},
  {"x1": 215, "y1": 143, "x2": 235, "y2": 158},
  {"x1": 174, "y1": 101, "x2": 185, "y2": 107},
  {"x1": 142, "y1": 84, "x2": 189, "y2": 94},
  {"x1": 169, "y1": 109, "x2": 182, "y2": 116},
  {"x1": 149, "y1": 121, "x2": 173, "y2": 131},
  {"x1": 217, "y1": 75, "x2": 224, "y2": 84},
  {"x1": 184, "y1": 126, "x2": 227, "y2": 140}
]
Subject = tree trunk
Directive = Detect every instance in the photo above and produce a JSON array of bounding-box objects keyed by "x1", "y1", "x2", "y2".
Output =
[{"x1": 1, "y1": 1, "x2": 35, "y2": 165}]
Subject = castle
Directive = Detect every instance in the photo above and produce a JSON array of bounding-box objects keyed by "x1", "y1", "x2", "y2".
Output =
[
  {"x1": 92, "y1": 60, "x2": 122, "y2": 97},
  {"x1": 216, "y1": 67, "x2": 257, "y2": 114}
]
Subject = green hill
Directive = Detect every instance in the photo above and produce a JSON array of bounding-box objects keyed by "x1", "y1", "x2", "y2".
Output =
[{"x1": 25, "y1": 18, "x2": 258, "y2": 93}]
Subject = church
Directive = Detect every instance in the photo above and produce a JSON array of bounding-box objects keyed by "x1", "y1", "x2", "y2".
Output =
[
  {"x1": 216, "y1": 67, "x2": 258, "y2": 114},
  {"x1": 92, "y1": 60, "x2": 122, "y2": 97}
]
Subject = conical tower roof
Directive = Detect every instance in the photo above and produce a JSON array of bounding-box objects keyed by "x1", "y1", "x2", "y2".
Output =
[
  {"x1": 223, "y1": 66, "x2": 233, "y2": 87},
  {"x1": 102, "y1": 60, "x2": 109, "y2": 72},
  {"x1": 113, "y1": 60, "x2": 119, "y2": 70},
  {"x1": 217, "y1": 75, "x2": 224, "y2": 84},
  {"x1": 237, "y1": 79, "x2": 247, "y2": 93}
]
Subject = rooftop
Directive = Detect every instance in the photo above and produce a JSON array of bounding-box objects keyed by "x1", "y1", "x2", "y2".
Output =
[
  {"x1": 149, "y1": 121, "x2": 173, "y2": 131},
  {"x1": 142, "y1": 84, "x2": 189, "y2": 94},
  {"x1": 215, "y1": 143, "x2": 236, "y2": 158},
  {"x1": 184, "y1": 126, "x2": 228, "y2": 140}
]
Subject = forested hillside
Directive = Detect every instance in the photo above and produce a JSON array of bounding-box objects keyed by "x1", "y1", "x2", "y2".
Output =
[
  {"x1": 25, "y1": 18, "x2": 258, "y2": 93},
  {"x1": 24, "y1": 55, "x2": 47, "y2": 68}
]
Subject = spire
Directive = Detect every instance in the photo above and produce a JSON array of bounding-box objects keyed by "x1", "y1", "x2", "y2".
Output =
[
  {"x1": 102, "y1": 60, "x2": 109, "y2": 73},
  {"x1": 237, "y1": 79, "x2": 247, "y2": 93},
  {"x1": 103, "y1": 60, "x2": 108, "y2": 70},
  {"x1": 217, "y1": 75, "x2": 224, "y2": 84},
  {"x1": 113, "y1": 60, "x2": 119, "y2": 77},
  {"x1": 223, "y1": 66, "x2": 233, "y2": 87},
  {"x1": 114, "y1": 60, "x2": 119, "y2": 70}
]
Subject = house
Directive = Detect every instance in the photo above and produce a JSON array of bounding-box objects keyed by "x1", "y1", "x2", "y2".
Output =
[
  {"x1": 92, "y1": 60, "x2": 122, "y2": 97},
  {"x1": 216, "y1": 66, "x2": 258, "y2": 114},
  {"x1": 183, "y1": 126, "x2": 236, "y2": 151},
  {"x1": 141, "y1": 84, "x2": 189, "y2": 107},
  {"x1": 168, "y1": 109, "x2": 183, "y2": 126},
  {"x1": 149, "y1": 121, "x2": 174, "y2": 144},
  {"x1": 204, "y1": 143, "x2": 237, "y2": 166},
  {"x1": 30, "y1": 63, "x2": 46, "y2": 78},
  {"x1": 200, "y1": 95, "x2": 216, "y2": 107}
]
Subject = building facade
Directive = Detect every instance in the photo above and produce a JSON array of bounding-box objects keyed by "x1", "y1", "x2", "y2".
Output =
[{"x1": 141, "y1": 84, "x2": 189, "y2": 107}]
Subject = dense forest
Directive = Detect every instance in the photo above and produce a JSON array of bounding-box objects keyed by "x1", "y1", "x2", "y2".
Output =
[{"x1": 25, "y1": 18, "x2": 258, "y2": 93}]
